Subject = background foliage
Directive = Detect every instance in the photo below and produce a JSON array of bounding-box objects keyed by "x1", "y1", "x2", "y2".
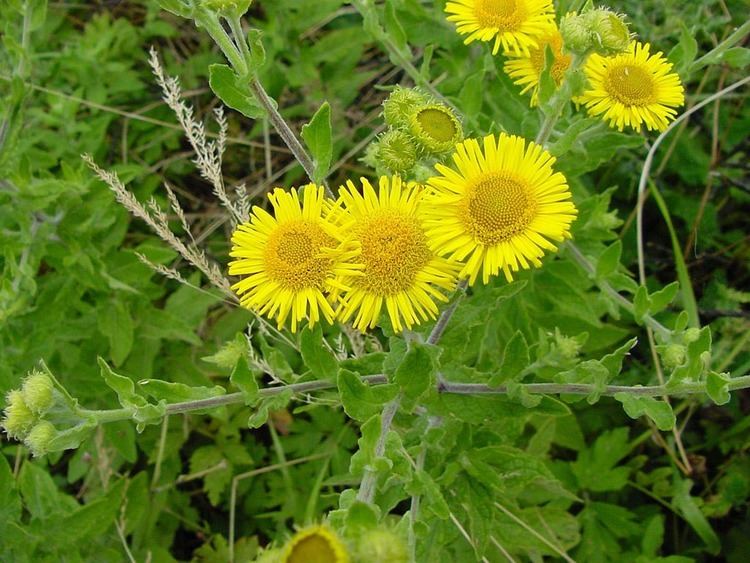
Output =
[{"x1": 1, "y1": 0, "x2": 749, "y2": 561}]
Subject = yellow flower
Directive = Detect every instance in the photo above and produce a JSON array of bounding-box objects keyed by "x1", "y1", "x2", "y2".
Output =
[
  {"x1": 334, "y1": 177, "x2": 458, "y2": 332},
  {"x1": 424, "y1": 134, "x2": 577, "y2": 285},
  {"x1": 280, "y1": 525, "x2": 350, "y2": 563},
  {"x1": 228, "y1": 185, "x2": 360, "y2": 333},
  {"x1": 504, "y1": 24, "x2": 572, "y2": 106},
  {"x1": 579, "y1": 41, "x2": 685, "y2": 132},
  {"x1": 445, "y1": 0, "x2": 555, "y2": 56}
]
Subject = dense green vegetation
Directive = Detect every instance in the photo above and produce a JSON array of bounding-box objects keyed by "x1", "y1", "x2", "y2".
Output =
[{"x1": 1, "y1": 0, "x2": 749, "y2": 561}]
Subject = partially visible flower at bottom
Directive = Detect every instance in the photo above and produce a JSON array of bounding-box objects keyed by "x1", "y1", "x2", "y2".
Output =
[
  {"x1": 280, "y1": 525, "x2": 350, "y2": 563},
  {"x1": 2, "y1": 390, "x2": 36, "y2": 440},
  {"x1": 334, "y1": 176, "x2": 459, "y2": 332},
  {"x1": 424, "y1": 133, "x2": 577, "y2": 285},
  {"x1": 579, "y1": 41, "x2": 685, "y2": 132},
  {"x1": 228, "y1": 185, "x2": 361, "y2": 333}
]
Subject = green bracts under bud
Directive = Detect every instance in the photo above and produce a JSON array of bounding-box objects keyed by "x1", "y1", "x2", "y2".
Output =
[
  {"x1": 2, "y1": 390, "x2": 37, "y2": 440},
  {"x1": 408, "y1": 104, "x2": 463, "y2": 155},
  {"x1": 559, "y1": 12, "x2": 591, "y2": 55},
  {"x1": 376, "y1": 130, "x2": 418, "y2": 175},
  {"x1": 382, "y1": 87, "x2": 429, "y2": 128},
  {"x1": 199, "y1": 0, "x2": 252, "y2": 17},
  {"x1": 21, "y1": 371, "x2": 55, "y2": 414},
  {"x1": 24, "y1": 421, "x2": 57, "y2": 458},
  {"x1": 355, "y1": 529, "x2": 409, "y2": 563}
]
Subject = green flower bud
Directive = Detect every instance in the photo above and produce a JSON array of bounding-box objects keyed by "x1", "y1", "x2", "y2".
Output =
[
  {"x1": 355, "y1": 529, "x2": 409, "y2": 563},
  {"x1": 589, "y1": 10, "x2": 630, "y2": 56},
  {"x1": 253, "y1": 547, "x2": 282, "y2": 563},
  {"x1": 376, "y1": 130, "x2": 418, "y2": 175},
  {"x1": 662, "y1": 343, "x2": 686, "y2": 370},
  {"x1": 2, "y1": 390, "x2": 37, "y2": 440},
  {"x1": 21, "y1": 370, "x2": 55, "y2": 414},
  {"x1": 24, "y1": 421, "x2": 57, "y2": 457},
  {"x1": 684, "y1": 328, "x2": 701, "y2": 343},
  {"x1": 555, "y1": 333, "x2": 583, "y2": 360},
  {"x1": 199, "y1": 0, "x2": 252, "y2": 16},
  {"x1": 559, "y1": 12, "x2": 591, "y2": 55},
  {"x1": 408, "y1": 104, "x2": 463, "y2": 155},
  {"x1": 382, "y1": 87, "x2": 429, "y2": 129}
]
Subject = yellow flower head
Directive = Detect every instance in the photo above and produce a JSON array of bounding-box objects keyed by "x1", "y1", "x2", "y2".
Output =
[
  {"x1": 280, "y1": 525, "x2": 350, "y2": 563},
  {"x1": 334, "y1": 176, "x2": 459, "y2": 333},
  {"x1": 424, "y1": 134, "x2": 577, "y2": 285},
  {"x1": 579, "y1": 41, "x2": 685, "y2": 132},
  {"x1": 504, "y1": 23, "x2": 572, "y2": 106},
  {"x1": 445, "y1": 0, "x2": 555, "y2": 56},
  {"x1": 229, "y1": 185, "x2": 360, "y2": 333}
]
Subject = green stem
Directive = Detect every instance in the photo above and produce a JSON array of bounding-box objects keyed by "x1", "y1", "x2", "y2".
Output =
[
  {"x1": 535, "y1": 55, "x2": 583, "y2": 146},
  {"x1": 356, "y1": 393, "x2": 402, "y2": 504}
]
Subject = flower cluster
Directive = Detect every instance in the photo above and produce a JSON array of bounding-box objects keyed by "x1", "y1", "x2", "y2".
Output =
[
  {"x1": 447, "y1": 1, "x2": 685, "y2": 132},
  {"x1": 365, "y1": 87, "x2": 463, "y2": 178},
  {"x1": 2, "y1": 370, "x2": 60, "y2": 457},
  {"x1": 229, "y1": 134, "x2": 577, "y2": 333}
]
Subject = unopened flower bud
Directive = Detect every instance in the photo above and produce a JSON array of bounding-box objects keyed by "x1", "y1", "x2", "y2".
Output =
[
  {"x1": 559, "y1": 12, "x2": 591, "y2": 55},
  {"x1": 24, "y1": 421, "x2": 57, "y2": 457},
  {"x1": 382, "y1": 87, "x2": 429, "y2": 128},
  {"x1": 376, "y1": 130, "x2": 418, "y2": 175},
  {"x1": 408, "y1": 103, "x2": 463, "y2": 155},
  {"x1": 200, "y1": 0, "x2": 252, "y2": 16},
  {"x1": 2, "y1": 390, "x2": 37, "y2": 440},
  {"x1": 355, "y1": 528, "x2": 409, "y2": 563},
  {"x1": 21, "y1": 371, "x2": 55, "y2": 414},
  {"x1": 589, "y1": 9, "x2": 630, "y2": 56},
  {"x1": 555, "y1": 334, "x2": 582, "y2": 360},
  {"x1": 662, "y1": 343, "x2": 686, "y2": 370},
  {"x1": 684, "y1": 328, "x2": 701, "y2": 343}
]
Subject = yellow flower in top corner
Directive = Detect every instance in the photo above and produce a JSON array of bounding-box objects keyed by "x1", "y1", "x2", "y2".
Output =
[
  {"x1": 280, "y1": 524, "x2": 350, "y2": 563},
  {"x1": 579, "y1": 41, "x2": 685, "y2": 132},
  {"x1": 504, "y1": 23, "x2": 572, "y2": 106},
  {"x1": 228, "y1": 185, "x2": 360, "y2": 333},
  {"x1": 445, "y1": 0, "x2": 555, "y2": 56},
  {"x1": 334, "y1": 176, "x2": 459, "y2": 333},
  {"x1": 424, "y1": 134, "x2": 577, "y2": 285}
]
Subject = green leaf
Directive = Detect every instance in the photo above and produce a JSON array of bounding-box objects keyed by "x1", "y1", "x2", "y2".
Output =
[
  {"x1": 245, "y1": 29, "x2": 266, "y2": 74},
  {"x1": 208, "y1": 63, "x2": 264, "y2": 119},
  {"x1": 614, "y1": 393, "x2": 676, "y2": 430},
  {"x1": 669, "y1": 23, "x2": 698, "y2": 75},
  {"x1": 98, "y1": 357, "x2": 146, "y2": 409},
  {"x1": 705, "y1": 371, "x2": 731, "y2": 405},
  {"x1": 0, "y1": 454, "x2": 21, "y2": 527},
  {"x1": 139, "y1": 380, "x2": 226, "y2": 403},
  {"x1": 633, "y1": 286, "x2": 650, "y2": 324},
  {"x1": 393, "y1": 341, "x2": 439, "y2": 407},
  {"x1": 673, "y1": 478, "x2": 720, "y2": 554},
  {"x1": 489, "y1": 331, "x2": 529, "y2": 385},
  {"x1": 571, "y1": 428, "x2": 631, "y2": 492},
  {"x1": 723, "y1": 47, "x2": 750, "y2": 68},
  {"x1": 344, "y1": 501, "x2": 381, "y2": 537},
  {"x1": 596, "y1": 240, "x2": 622, "y2": 279},
  {"x1": 19, "y1": 461, "x2": 64, "y2": 520},
  {"x1": 47, "y1": 421, "x2": 97, "y2": 454},
  {"x1": 246, "y1": 390, "x2": 292, "y2": 429},
  {"x1": 337, "y1": 369, "x2": 397, "y2": 422},
  {"x1": 405, "y1": 469, "x2": 450, "y2": 519},
  {"x1": 300, "y1": 325, "x2": 338, "y2": 380},
  {"x1": 230, "y1": 355, "x2": 260, "y2": 405},
  {"x1": 157, "y1": 0, "x2": 193, "y2": 17},
  {"x1": 349, "y1": 413, "x2": 383, "y2": 478},
  {"x1": 98, "y1": 300, "x2": 133, "y2": 367},
  {"x1": 301, "y1": 102, "x2": 332, "y2": 184},
  {"x1": 649, "y1": 282, "x2": 679, "y2": 314},
  {"x1": 383, "y1": 3, "x2": 407, "y2": 50}
]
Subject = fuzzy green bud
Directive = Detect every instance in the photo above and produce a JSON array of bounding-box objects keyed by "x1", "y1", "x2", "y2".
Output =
[
  {"x1": 355, "y1": 529, "x2": 409, "y2": 563},
  {"x1": 253, "y1": 547, "x2": 282, "y2": 563},
  {"x1": 376, "y1": 130, "x2": 418, "y2": 175},
  {"x1": 684, "y1": 328, "x2": 701, "y2": 343},
  {"x1": 382, "y1": 87, "x2": 429, "y2": 128},
  {"x1": 589, "y1": 9, "x2": 630, "y2": 56},
  {"x1": 21, "y1": 371, "x2": 55, "y2": 414},
  {"x1": 556, "y1": 334, "x2": 583, "y2": 360},
  {"x1": 24, "y1": 421, "x2": 57, "y2": 457},
  {"x1": 662, "y1": 343, "x2": 686, "y2": 370},
  {"x1": 408, "y1": 103, "x2": 463, "y2": 155},
  {"x1": 559, "y1": 12, "x2": 591, "y2": 55},
  {"x1": 2, "y1": 390, "x2": 37, "y2": 440},
  {"x1": 199, "y1": 0, "x2": 252, "y2": 16}
]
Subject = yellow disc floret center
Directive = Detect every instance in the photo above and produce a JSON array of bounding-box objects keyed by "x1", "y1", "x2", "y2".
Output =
[
  {"x1": 604, "y1": 64, "x2": 655, "y2": 106},
  {"x1": 416, "y1": 108, "x2": 457, "y2": 143},
  {"x1": 286, "y1": 534, "x2": 337, "y2": 563},
  {"x1": 475, "y1": 0, "x2": 525, "y2": 30},
  {"x1": 355, "y1": 210, "x2": 432, "y2": 295},
  {"x1": 461, "y1": 173, "x2": 537, "y2": 245},
  {"x1": 529, "y1": 35, "x2": 571, "y2": 84},
  {"x1": 264, "y1": 221, "x2": 333, "y2": 291}
]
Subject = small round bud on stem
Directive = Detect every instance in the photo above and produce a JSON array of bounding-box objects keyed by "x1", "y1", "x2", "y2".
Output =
[
  {"x1": 376, "y1": 130, "x2": 418, "y2": 175},
  {"x1": 24, "y1": 421, "x2": 57, "y2": 457},
  {"x1": 555, "y1": 333, "x2": 583, "y2": 360},
  {"x1": 684, "y1": 328, "x2": 701, "y2": 343},
  {"x1": 382, "y1": 87, "x2": 429, "y2": 129},
  {"x1": 2, "y1": 390, "x2": 37, "y2": 440},
  {"x1": 408, "y1": 104, "x2": 463, "y2": 155},
  {"x1": 589, "y1": 9, "x2": 630, "y2": 56},
  {"x1": 662, "y1": 343, "x2": 687, "y2": 370},
  {"x1": 21, "y1": 371, "x2": 55, "y2": 414},
  {"x1": 560, "y1": 12, "x2": 591, "y2": 55}
]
